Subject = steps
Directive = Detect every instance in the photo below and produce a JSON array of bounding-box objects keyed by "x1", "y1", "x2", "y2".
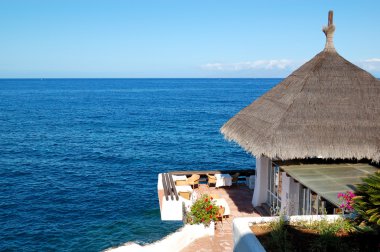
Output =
[{"x1": 254, "y1": 203, "x2": 271, "y2": 216}]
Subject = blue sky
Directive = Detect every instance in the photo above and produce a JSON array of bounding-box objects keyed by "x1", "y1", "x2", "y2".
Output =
[{"x1": 0, "y1": 0, "x2": 379, "y2": 78}]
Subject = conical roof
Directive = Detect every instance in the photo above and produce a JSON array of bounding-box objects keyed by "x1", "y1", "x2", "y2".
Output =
[{"x1": 221, "y1": 11, "x2": 380, "y2": 162}]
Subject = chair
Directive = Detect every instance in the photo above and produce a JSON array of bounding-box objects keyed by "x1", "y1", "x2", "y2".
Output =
[
  {"x1": 231, "y1": 172, "x2": 240, "y2": 186},
  {"x1": 187, "y1": 174, "x2": 200, "y2": 189},
  {"x1": 175, "y1": 174, "x2": 200, "y2": 189},
  {"x1": 216, "y1": 206, "x2": 226, "y2": 230},
  {"x1": 207, "y1": 174, "x2": 217, "y2": 187},
  {"x1": 178, "y1": 191, "x2": 191, "y2": 200}
]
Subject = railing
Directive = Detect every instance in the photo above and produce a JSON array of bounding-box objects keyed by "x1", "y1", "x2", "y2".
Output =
[{"x1": 170, "y1": 169, "x2": 255, "y2": 177}]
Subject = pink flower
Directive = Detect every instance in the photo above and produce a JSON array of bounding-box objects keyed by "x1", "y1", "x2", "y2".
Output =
[{"x1": 337, "y1": 191, "x2": 355, "y2": 213}]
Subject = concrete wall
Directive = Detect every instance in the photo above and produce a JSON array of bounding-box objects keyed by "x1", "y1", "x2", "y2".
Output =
[
  {"x1": 233, "y1": 217, "x2": 266, "y2": 252},
  {"x1": 161, "y1": 197, "x2": 187, "y2": 221},
  {"x1": 158, "y1": 173, "x2": 193, "y2": 221},
  {"x1": 252, "y1": 156, "x2": 271, "y2": 207}
]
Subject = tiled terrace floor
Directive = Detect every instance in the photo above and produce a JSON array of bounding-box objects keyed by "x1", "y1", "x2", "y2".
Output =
[{"x1": 180, "y1": 183, "x2": 261, "y2": 252}]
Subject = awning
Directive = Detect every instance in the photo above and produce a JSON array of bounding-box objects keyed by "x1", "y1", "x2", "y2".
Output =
[{"x1": 279, "y1": 162, "x2": 379, "y2": 206}]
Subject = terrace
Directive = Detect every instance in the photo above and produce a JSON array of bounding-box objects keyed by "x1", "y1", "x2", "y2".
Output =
[{"x1": 157, "y1": 170, "x2": 261, "y2": 252}]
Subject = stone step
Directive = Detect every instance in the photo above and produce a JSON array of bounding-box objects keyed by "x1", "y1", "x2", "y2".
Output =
[{"x1": 254, "y1": 204, "x2": 271, "y2": 216}]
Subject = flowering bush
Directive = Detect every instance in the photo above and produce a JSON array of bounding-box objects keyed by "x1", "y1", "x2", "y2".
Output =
[
  {"x1": 337, "y1": 191, "x2": 355, "y2": 213},
  {"x1": 186, "y1": 194, "x2": 219, "y2": 227}
]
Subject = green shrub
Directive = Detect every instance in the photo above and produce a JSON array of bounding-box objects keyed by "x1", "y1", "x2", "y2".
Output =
[
  {"x1": 256, "y1": 218, "x2": 377, "y2": 251},
  {"x1": 268, "y1": 216, "x2": 293, "y2": 252},
  {"x1": 353, "y1": 171, "x2": 380, "y2": 227},
  {"x1": 312, "y1": 219, "x2": 348, "y2": 252}
]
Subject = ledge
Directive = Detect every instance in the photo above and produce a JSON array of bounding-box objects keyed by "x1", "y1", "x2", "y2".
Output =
[{"x1": 106, "y1": 222, "x2": 214, "y2": 252}]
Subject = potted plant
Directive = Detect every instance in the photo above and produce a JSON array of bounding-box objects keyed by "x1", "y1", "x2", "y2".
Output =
[{"x1": 186, "y1": 194, "x2": 219, "y2": 228}]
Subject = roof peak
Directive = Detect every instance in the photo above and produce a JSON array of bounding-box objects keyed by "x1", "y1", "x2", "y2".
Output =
[{"x1": 322, "y1": 10, "x2": 336, "y2": 52}]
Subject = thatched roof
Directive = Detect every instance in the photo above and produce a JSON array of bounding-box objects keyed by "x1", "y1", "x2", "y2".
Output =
[{"x1": 221, "y1": 11, "x2": 380, "y2": 162}]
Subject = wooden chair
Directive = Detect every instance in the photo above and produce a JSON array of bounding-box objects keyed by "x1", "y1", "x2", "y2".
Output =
[
  {"x1": 176, "y1": 174, "x2": 200, "y2": 189},
  {"x1": 231, "y1": 172, "x2": 240, "y2": 186},
  {"x1": 187, "y1": 174, "x2": 200, "y2": 189},
  {"x1": 216, "y1": 206, "x2": 226, "y2": 230},
  {"x1": 207, "y1": 174, "x2": 217, "y2": 187}
]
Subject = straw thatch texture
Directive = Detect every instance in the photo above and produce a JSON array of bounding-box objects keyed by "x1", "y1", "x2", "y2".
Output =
[{"x1": 221, "y1": 50, "x2": 380, "y2": 161}]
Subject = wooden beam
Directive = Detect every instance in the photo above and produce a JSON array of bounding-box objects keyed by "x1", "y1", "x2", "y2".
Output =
[
  {"x1": 168, "y1": 173, "x2": 179, "y2": 201},
  {"x1": 162, "y1": 173, "x2": 169, "y2": 201}
]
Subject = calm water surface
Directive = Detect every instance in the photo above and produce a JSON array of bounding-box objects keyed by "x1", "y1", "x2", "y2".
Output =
[{"x1": 0, "y1": 78, "x2": 279, "y2": 251}]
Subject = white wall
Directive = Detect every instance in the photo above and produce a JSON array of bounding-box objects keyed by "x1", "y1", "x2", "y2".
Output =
[
  {"x1": 233, "y1": 217, "x2": 266, "y2": 252},
  {"x1": 157, "y1": 173, "x2": 163, "y2": 190},
  {"x1": 158, "y1": 173, "x2": 192, "y2": 221},
  {"x1": 161, "y1": 197, "x2": 186, "y2": 221},
  {"x1": 252, "y1": 156, "x2": 270, "y2": 207}
]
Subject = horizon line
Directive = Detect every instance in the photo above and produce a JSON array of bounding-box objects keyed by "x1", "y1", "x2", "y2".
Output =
[{"x1": 0, "y1": 77, "x2": 287, "y2": 80}]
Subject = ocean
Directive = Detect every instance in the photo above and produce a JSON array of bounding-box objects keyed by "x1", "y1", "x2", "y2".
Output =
[{"x1": 0, "y1": 78, "x2": 280, "y2": 252}]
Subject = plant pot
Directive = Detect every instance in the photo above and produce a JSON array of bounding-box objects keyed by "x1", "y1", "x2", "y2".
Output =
[
  {"x1": 189, "y1": 221, "x2": 215, "y2": 236},
  {"x1": 233, "y1": 215, "x2": 342, "y2": 252}
]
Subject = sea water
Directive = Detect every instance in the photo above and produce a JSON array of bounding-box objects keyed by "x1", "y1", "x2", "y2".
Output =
[{"x1": 0, "y1": 78, "x2": 279, "y2": 251}]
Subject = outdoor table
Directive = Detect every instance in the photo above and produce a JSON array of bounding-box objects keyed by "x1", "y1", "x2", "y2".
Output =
[
  {"x1": 215, "y1": 174, "x2": 232, "y2": 188},
  {"x1": 172, "y1": 175, "x2": 187, "y2": 181}
]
